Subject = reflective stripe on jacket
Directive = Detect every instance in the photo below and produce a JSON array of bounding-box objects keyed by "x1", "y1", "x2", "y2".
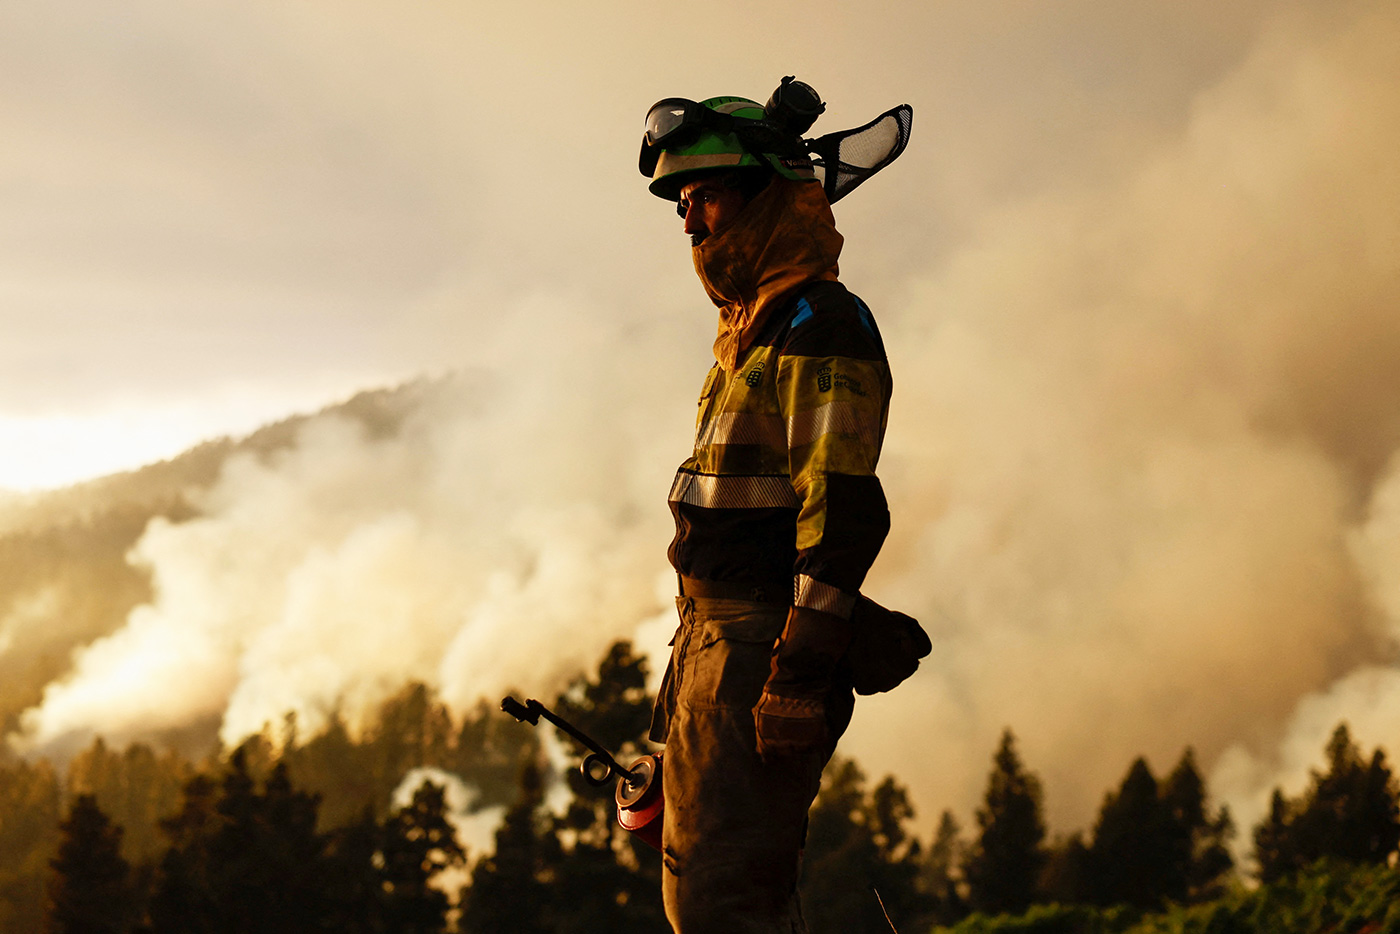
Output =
[{"x1": 668, "y1": 280, "x2": 891, "y2": 618}]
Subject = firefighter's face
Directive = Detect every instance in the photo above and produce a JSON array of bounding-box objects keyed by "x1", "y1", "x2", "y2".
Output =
[{"x1": 679, "y1": 178, "x2": 746, "y2": 247}]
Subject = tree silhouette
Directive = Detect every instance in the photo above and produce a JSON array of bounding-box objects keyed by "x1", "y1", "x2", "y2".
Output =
[
  {"x1": 282, "y1": 709, "x2": 384, "y2": 830},
  {"x1": 962, "y1": 729, "x2": 1047, "y2": 915},
  {"x1": 321, "y1": 806, "x2": 387, "y2": 934},
  {"x1": 0, "y1": 758, "x2": 63, "y2": 934},
  {"x1": 1039, "y1": 831, "x2": 1091, "y2": 906},
  {"x1": 47, "y1": 794, "x2": 136, "y2": 934},
  {"x1": 544, "y1": 640, "x2": 664, "y2": 934},
  {"x1": 801, "y1": 758, "x2": 930, "y2": 933},
  {"x1": 803, "y1": 758, "x2": 887, "y2": 930},
  {"x1": 921, "y1": 810, "x2": 969, "y2": 925},
  {"x1": 150, "y1": 749, "x2": 332, "y2": 934},
  {"x1": 373, "y1": 685, "x2": 456, "y2": 800},
  {"x1": 380, "y1": 780, "x2": 465, "y2": 934},
  {"x1": 1253, "y1": 789, "x2": 1292, "y2": 884},
  {"x1": 460, "y1": 641, "x2": 665, "y2": 933},
  {"x1": 552, "y1": 640, "x2": 654, "y2": 762},
  {"x1": 451, "y1": 698, "x2": 541, "y2": 813},
  {"x1": 1253, "y1": 723, "x2": 1400, "y2": 882},
  {"x1": 1160, "y1": 748, "x2": 1233, "y2": 902},
  {"x1": 458, "y1": 762, "x2": 558, "y2": 934},
  {"x1": 1084, "y1": 750, "x2": 1233, "y2": 908},
  {"x1": 1086, "y1": 757, "x2": 1169, "y2": 907},
  {"x1": 546, "y1": 795, "x2": 659, "y2": 934},
  {"x1": 148, "y1": 773, "x2": 221, "y2": 934}
]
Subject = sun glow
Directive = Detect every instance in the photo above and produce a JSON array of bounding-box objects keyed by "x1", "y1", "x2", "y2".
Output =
[
  {"x1": 0, "y1": 390, "x2": 354, "y2": 493},
  {"x1": 0, "y1": 410, "x2": 228, "y2": 493}
]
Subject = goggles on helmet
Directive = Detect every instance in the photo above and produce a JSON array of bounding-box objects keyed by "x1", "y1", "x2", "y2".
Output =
[
  {"x1": 639, "y1": 98, "x2": 752, "y2": 178},
  {"x1": 643, "y1": 98, "x2": 726, "y2": 149},
  {"x1": 639, "y1": 97, "x2": 806, "y2": 180}
]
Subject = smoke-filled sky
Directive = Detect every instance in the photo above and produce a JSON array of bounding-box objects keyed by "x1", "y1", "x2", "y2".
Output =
[{"x1": 6, "y1": 0, "x2": 1400, "y2": 847}]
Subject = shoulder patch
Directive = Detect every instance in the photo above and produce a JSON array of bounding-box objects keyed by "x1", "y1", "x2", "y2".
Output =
[
  {"x1": 853, "y1": 297, "x2": 876, "y2": 338},
  {"x1": 790, "y1": 297, "x2": 814, "y2": 329}
]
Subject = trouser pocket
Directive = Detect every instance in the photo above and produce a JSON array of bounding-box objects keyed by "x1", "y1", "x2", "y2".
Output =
[{"x1": 678, "y1": 598, "x2": 785, "y2": 712}]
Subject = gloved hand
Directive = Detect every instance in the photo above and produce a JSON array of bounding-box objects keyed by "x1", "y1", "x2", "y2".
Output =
[{"x1": 753, "y1": 605, "x2": 852, "y2": 761}]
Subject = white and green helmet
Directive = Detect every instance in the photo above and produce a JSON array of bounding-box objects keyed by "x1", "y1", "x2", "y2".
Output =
[
  {"x1": 639, "y1": 95, "x2": 816, "y2": 202},
  {"x1": 639, "y1": 80, "x2": 915, "y2": 206}
]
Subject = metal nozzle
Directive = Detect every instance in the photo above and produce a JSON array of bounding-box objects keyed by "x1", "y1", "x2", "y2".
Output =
[{"x1": 499, "y1": 695, "x2": 642, "y2": 786}]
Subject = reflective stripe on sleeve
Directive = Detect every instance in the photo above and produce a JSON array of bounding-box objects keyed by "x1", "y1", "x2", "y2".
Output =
[
  {"x1": 794, "y1": 573, "x2": 857, "y2": 618},
  {"x1": 786, "y1": 401, "x2": 880, "y2": 449},
  {"x1": 669, "y1": 472, "x2": 802, "y2": 510}
]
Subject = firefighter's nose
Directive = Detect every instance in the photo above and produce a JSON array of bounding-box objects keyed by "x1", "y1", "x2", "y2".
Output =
[{"x1": 683, "y1": 201, "x2": 707, "y2": 237}]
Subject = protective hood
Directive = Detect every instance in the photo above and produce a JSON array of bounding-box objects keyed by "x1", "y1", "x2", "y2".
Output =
[{"x1": 694, "y1": 177, "x2": 843, "y2": 370}]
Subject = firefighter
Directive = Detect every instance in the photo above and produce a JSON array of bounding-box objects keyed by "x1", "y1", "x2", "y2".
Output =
[{"x1": 639, "y1": 83, "x2": 910, "y2": 932}]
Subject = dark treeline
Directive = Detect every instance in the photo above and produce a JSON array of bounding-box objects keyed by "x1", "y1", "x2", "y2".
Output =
[{"x1": 3, "y1": 643, "x2": 1399, "y2": 933}]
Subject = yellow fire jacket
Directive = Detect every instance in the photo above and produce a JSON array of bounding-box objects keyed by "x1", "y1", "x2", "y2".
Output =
[{"x1": 668, "y1": 277, "x2": 892, "y2": 619}]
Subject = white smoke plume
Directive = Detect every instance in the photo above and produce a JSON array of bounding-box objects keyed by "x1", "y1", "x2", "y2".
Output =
[
  {"x1": 9, "y1": 0, "x2": 1400, "y2": 854},
  {"x1": 840, "y1": 1, "x2": 1400, "y2": 833},
  {"x1": 15, "y1": 308, "x2": 688, "y2": 757}
]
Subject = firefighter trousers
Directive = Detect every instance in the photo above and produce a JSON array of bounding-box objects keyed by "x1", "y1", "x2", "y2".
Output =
[{"x1": 650, "y1": 595, "x2": 853, "y2": 934}]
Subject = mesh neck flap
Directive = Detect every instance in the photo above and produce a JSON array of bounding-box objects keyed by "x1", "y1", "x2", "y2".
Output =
[{"x1": 807, "y1": 104, "x2": 913, "y2": 204}]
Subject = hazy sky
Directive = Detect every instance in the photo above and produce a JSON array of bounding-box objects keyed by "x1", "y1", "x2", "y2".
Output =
[
  {"x1": 4, "y1": 0, "x2": 1283, "y2": 490},
  {"x1": 7, "y1": 0, "x2": 1400, "y2": 844}
]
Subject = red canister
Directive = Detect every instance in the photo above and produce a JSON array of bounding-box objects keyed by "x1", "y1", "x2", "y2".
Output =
[{"x1": 615, "y1": 753, "x2": 664, "y2": 851}]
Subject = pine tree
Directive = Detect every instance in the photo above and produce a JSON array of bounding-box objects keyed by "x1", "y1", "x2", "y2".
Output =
[
  {"x1": 1253, "y1": 723, "x2": 1400, "y2": 882},
  {"x1": 545, "y1": 640, "x2": 665, "y2": 934},
  {"x1": 451, "y1": 699, "x2": 541, "y2": 813},
  {"x1": 866, "y1": 776, "x2": 929, "y2": 930},
  {"x1": 1039, "y1": 832, "x2": 1091, "y2": 906},
  {"x1": 460, "y1": 641, "x2": 664, "y2": 933},
  {"x1": 922, "y1": 810, "x2": 969, "y2": 925},
  {"x1": 244, "y1": 761, "x2": 331, "y2": 931},
  {"x1": 282, "y1": 710, "x2": 378, "y2": 828},
  {"x1": 1160, "y1": 748, "x2": 1233, "y2": 901},
  {"x1": 546, "y1": 797, "x2": 654, "y2": 934},
  {"x1": 322, "y1": 806, "x2": 386, "y2": 934},
  {"x1": 962, "y1": 729, "x2": 1047, "y2": 915},
  {"x1": 0, "y1": 758, "x2": 63, "y2": 934},
  {"x1": 1253, "y1": 789, "x2": 1292, "y2": 884},
  {"x1": 1086, "y1": 757, "x2": 1170, "y2": 908},
  {"x1": 1083, "y1": 751, "x2": 1234, "y2": 908},
  {"x1": 802, "y1": 758, "x2": 884, "y2": 931},
  {"x1": 458, "y1": 762, "x2": 558, "y2": 934},
  {"x1": 1301, "y1": 725, "x2": 1400, "y2": 864},
  {"x1": 151, "y1": 749, "x2": 332, "y2": 934},
  {"x1": 799, "y1": 759, "x2": 930, "y2": 934},
  {"x1": 149, "y1": 773, "x2": 221, "y2": 934},
  {"x1": 380, "y1": 780, "x2": 465, "y2": 934},
  {"x1": 47, "y1": 794, "x2": 136, "y2": 934},
  {"x1": 552, "y1": 640, "x2": 653, "y2": 762}
]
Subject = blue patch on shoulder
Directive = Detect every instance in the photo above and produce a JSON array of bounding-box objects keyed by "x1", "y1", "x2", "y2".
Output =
[
  {"x1": 791, "y1": 298, "x2": 814, "y2": 329},
  {"x1": 854, "y1": 298, "x2": 875, "y2": 337}
]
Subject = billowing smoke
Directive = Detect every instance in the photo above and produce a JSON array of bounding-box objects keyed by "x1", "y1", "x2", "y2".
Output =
[
  {"x1": 839, "y1": 1, "x2": 1400, "y2": 834},
  {"x1": 14, "y1": 309, "x2": 690, "y2": 758},
  {"x1": 9, "y1": 1, "x2": 1400, "y2": 852}
]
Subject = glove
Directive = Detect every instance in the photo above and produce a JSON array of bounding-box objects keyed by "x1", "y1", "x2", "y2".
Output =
[
  {"x1": 846, "y1": 597, "x2": 931, "y2": 695},
  {"x1": 753, "y1": 605, "x2": 852, "y2": 761}
]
